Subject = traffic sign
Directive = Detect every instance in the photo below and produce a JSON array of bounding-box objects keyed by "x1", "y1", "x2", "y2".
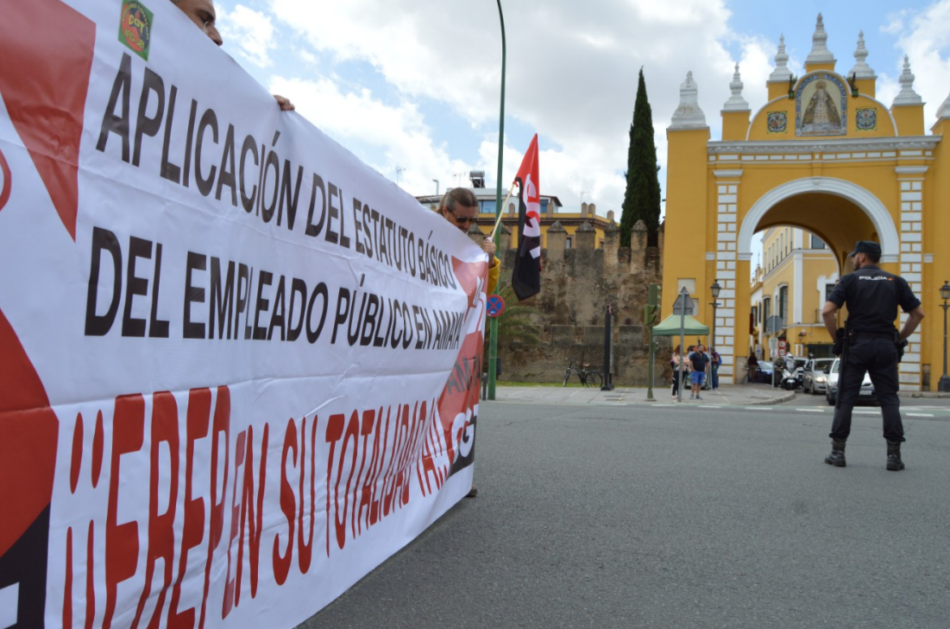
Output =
[
  {"x1": 486, "y1": 295, "x2": 505, "y2": 318},
  {"x1": 778, "y1": 340, "x2": 787, "y2": 357}
]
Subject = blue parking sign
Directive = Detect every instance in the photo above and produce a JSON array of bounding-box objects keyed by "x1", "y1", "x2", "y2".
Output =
[{"x1": 486, "y1": 295, "x2": 505, "y2": 318}]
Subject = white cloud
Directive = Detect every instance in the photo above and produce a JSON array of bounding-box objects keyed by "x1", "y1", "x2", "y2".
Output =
[
  {"x1": 893, "y1": 0, "x2": 950, "y2": 126},
  {"x1": 269, "y1": 76, "x2": 475, "y2": 196},
  {"x1": 265, "y1": 0, "x2": 752, "y2": 213},
  {"x1": 218, "y1": 5, "x2": 276, "y2": 68}
]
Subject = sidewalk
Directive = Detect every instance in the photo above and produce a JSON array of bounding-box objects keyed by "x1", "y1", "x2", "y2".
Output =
[{"x1": 489, "y1": 383, "x2": 795, "y2": 407}]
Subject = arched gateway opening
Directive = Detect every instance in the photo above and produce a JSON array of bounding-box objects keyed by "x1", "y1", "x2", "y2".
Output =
[
  {"x1": 742, "y1": 179, "x2": 899, "y2": 364},
  {"x1": 742, "y1": 179, "x2": 899, "y2": 362},
  {"x1": 738, "y1": 178, "x2": 899, "y2": 268}
]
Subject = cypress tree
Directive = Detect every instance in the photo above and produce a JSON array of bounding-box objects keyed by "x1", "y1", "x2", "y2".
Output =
[{"x1": 620, "y1": 69, "x2": 662, "y2": 247}]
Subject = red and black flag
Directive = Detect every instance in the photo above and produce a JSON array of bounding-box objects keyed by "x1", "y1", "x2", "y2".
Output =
[{"x1": 511, "y1": 134, "x2": 541, "y2": 300}]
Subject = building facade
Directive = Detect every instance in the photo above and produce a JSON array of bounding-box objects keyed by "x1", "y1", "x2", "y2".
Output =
[
  {"x1": 751, "y1": 227, "x2": 838, "y2": 360},
  {"x1": 663, "y1": 15, "x2": 950, "y2": 390},
  {"x1": 418, "y1": 191, "x2": 614, "y2": 249}
]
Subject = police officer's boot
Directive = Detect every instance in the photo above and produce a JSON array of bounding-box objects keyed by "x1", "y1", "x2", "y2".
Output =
[
  {"x1": 824, "y1": 438, "x2": 846, "y2": 467},
  {"x1": 886, "y1": 440, "x2": 905, "y2": 471}
]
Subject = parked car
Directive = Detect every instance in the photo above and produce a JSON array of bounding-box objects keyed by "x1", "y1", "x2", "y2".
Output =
[
  {"x1": 825, "y1": 358, "x2": 878, "y2": 406},
  {"x1": 755, "y1": 360, "x2": 775, "y2": 384},
  {"x1": 802, "y1": 358, "x2": 835, "y2": 394}
]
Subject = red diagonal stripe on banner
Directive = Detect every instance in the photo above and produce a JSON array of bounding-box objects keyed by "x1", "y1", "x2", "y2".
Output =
[
  {"x1": 437, "y1": 257, "x2": 488, "y2": 457},
  {"x1": 0, "y1": 309, "x2": 59, "y2": 558},
  {"x1": 451, "y1": 256, "x2": 488, "y2": 310},
  {"x1": 0, "y1": 0, "x2": 96, "y2": 240}
]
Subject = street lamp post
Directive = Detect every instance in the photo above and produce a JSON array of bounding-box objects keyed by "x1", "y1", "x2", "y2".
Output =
[
  {"x1": 710, "y1": 279, "x2": 721, "y2": 388},
  {"x1": 939, "y1": 281, "x2": 950, "y2": 392},
  {"x1": 486, "y1": 0, "x2": 506, "y2": 401}
]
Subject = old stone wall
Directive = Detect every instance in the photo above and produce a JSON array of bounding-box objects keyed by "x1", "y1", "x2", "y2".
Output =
[{"x1": 479, "y1": 219, "x2": 677, "y2": 386}]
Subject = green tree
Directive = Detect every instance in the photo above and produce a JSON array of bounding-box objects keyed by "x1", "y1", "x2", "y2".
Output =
[{"x1": 620, "y1": 68, "x2": 662, "y2": 248}]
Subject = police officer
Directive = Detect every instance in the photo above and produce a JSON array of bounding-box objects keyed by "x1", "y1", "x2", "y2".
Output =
[{"x1": 821, "y1": 241, "x2": 924, "y2": 470}]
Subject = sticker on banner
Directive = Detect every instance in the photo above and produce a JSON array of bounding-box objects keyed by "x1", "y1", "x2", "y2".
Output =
[{"x1": 119, "y1": 1, "x2": 153, "y2": 61}]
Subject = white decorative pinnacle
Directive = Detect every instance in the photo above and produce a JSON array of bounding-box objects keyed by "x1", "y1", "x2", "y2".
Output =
[
  {"x1": 805, "y1": 13, "x2": 835, "y2": 65},
  {"x1": 670, "y1": 71, "x2": 707, "y2": 129},
  {"x1": 893, "y1": 55, "x2": 923, "y2": 106},
  {"x1": 937, "y1": 77, "x2": 950, "y2": 119},
  {"x1": 723, "y1": 63, "x2": 750, "y2": 111},
  {"x1": 769, "y1": 34, "x2": 793, "y2": 82},
  {"x1": 848, "y1": 30, "x2": 875, "y2": 79}
]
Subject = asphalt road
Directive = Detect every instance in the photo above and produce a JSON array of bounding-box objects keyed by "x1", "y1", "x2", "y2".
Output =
[{"x1": 300, "y1": 399, "x2": 950, "y2": 629}]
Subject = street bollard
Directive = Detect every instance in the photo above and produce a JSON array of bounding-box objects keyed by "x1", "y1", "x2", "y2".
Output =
[{"x1": 482, "y1": 373, "x2": 488, "y2": 400}]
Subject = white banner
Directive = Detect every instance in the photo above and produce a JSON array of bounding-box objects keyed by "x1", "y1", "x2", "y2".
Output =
[{"x1": 0, "y1": 1, "x2": 488, "y2": 627}]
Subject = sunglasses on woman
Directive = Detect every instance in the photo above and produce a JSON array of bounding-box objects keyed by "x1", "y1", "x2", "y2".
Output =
[{"x1": 446, "y1": 207, "x2": 478, "y2": 225}]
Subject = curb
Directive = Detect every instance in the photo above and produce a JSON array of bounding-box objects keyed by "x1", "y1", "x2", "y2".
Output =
[
  {"x1": 898, "y1": 392, "x2": 950, "y2": 399},
  {"x1": 751, "y1": 390, "x2": 797, "y2": 406},
  {"x1": 485, "y1": 388, "x2": 798, "y2": 407}
]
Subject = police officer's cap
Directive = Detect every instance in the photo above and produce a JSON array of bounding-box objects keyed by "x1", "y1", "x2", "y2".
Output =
[{"x1": 848, "y1": 240, "x2": 881, "y2": 258}]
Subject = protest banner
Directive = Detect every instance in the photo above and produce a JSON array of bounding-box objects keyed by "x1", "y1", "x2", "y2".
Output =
[{"x1": 0, "y1": 1, "x2": 488, "y2": 627}]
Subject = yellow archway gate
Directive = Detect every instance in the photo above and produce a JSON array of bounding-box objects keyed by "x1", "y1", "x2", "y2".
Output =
[{"x1": 662, "y1": 17, "x2": 950, "y2": 390}]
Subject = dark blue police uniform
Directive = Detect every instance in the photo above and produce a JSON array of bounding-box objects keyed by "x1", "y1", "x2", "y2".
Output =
[{"x1": 827, "y1": 256, "x2": 920, "y2": 444}]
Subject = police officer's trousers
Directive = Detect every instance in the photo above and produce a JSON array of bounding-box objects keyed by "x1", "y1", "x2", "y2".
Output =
[{"x1": 829, "y1": 336, "x2": 904, "y2": 442}]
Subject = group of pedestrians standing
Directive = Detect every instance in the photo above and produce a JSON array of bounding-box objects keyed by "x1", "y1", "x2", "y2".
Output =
[{"x1": 670, "y1": 344, "x2": 722, "y2": 400}]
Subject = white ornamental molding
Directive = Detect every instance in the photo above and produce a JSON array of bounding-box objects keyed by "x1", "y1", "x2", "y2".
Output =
[
  {"x1": 737, "y1": 177, "x2": 901, "y2": 264},
  {"x1": 709, "y1": 136, "x2": 940, "y2": 156}
]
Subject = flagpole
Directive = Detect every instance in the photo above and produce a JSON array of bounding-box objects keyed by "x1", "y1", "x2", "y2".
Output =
[
  {"x1": 489, "y1": 189, "x2": 514, "y2": 242},
  {"x1": 487, "y1": 0, "x2": 506, "y2": 401}
]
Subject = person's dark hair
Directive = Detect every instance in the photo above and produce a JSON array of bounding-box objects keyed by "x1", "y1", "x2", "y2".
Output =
[{"x1": 439, "y1": 188, "x2": 478, "y2": 214}]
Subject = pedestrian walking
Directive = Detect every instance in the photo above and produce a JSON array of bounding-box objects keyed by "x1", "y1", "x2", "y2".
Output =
[
  {"x1": 710, "y1": 349, "x2": 722, "y2": 389},
  {"x1": 821, "y1": 241, "x2": 924, "y2": 470},
  {"x1": 670, "y1": 345, "x2": 689, "y2": 399},
  {"x1": 687, "y1": 345, "x2": 709, "y2": 399}
]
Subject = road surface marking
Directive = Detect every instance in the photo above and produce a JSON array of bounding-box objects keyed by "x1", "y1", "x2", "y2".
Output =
[
  {"x1": 796, "y1": 408, "x2": 825, "y2": 413},
  {"x1": 907, "y1": 413, "x2": 934, "y2": 417}
]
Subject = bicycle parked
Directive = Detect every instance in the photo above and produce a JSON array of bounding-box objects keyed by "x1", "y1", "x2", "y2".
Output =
[{"x1": 562, "y1": 360, "x2": 603, "y2": 388}]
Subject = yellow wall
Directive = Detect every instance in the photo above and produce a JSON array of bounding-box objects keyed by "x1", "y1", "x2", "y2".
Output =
[
  {"x1": 748, "y1": 89, "x2": 897, "y2": 142},
  {"x1": 663, "y1": 127, "x2": 711, "y2": 320},
  {"x1": 892, "y1": 105, "x2": 925, "y2": 136}
]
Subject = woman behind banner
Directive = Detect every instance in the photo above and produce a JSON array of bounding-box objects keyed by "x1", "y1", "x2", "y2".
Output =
[
  {"x1": 437, "y1": 188, "x2": 498, "y2": 498},
  {"x1": 437, "y1": 188, "x2": 500, "y2": 295}
]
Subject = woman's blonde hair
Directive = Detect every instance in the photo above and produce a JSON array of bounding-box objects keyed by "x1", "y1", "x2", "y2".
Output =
[{"x1": 439, "y1": 187, "x2": 478, "y2": 213}]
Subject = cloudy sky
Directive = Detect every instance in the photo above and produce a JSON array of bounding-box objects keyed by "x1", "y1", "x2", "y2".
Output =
[{"x1": 213, "y1": 0, "x2": 950, "y2": 222}]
